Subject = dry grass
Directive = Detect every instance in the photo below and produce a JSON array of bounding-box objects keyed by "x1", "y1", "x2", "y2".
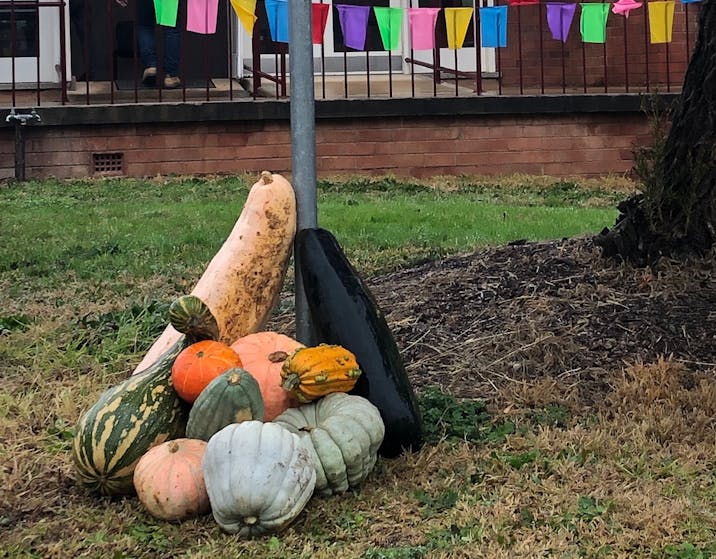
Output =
[{"x1": 2, "y1": 354, "x2": 716, "y2": 558}]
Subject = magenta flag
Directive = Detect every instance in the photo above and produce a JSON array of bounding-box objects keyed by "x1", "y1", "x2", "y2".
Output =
[
  {"x1": 312, "y1": 3, "x2": 330, "y2": 44},
  {"x1": 546, "y1": 3, "x2": 577, "y2": 42},
  {"x1": 407, "y1": 7, "x2": 440, "y2": 50},
  {"x1": 335, "y1": 4, "x2": 371, "y2": 50},
  {"x1": 187, "y1": 0, "x2": 219, "y2": 34}
]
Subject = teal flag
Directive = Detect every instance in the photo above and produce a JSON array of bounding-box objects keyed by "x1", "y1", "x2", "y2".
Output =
[
  {"x1": 154, "y1": 0, "x2": 179, "y2": 26},
  {"x1": 373, "y1": 7, "x2": 404, "y2": 51}
]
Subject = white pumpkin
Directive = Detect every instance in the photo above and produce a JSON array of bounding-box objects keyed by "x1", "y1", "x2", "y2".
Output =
[
  {"x1": 273, "y1": 392, "x2": 385, "y2": 496},
  {"x1": 202, "y1": 421, "x2": 316, "y2": 537}
]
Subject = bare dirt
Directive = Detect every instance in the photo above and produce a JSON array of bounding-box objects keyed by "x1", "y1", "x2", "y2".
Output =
[{"x1": 347, "y1": 236, "x2": 715, "y2": 409}]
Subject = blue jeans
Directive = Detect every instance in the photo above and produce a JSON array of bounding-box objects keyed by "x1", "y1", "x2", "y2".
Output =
[{"x1": 137, "y1": 0, "x2": 181, "y2": 76}]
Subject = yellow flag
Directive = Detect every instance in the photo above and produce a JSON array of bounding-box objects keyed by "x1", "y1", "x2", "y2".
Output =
[
  {"x1": 444, "y1": 7, "x2": 473, "y2": 49},
  {"x1": 648, "y1": 1, "x2": 675, "y2": 44},
  {"x1": 230, "y1": 0, "x2": 258, "y2": 35}
]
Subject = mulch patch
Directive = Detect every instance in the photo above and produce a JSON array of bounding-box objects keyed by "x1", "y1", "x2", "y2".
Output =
[{"x1": 277, "y1": 236, "x2": 715, "y2": 410}]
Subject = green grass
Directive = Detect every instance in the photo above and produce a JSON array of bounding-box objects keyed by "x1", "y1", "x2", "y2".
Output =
[{"x1": 0, "y1": 174, "x2": 619, "y2": 292}]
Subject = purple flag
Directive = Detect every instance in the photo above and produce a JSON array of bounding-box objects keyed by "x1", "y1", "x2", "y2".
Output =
[
  {"x1": 546, "y1": 3, "x2": 577, "y2": 42},
  {"x1": 335, "y1": 4, "x2": 371, "y2": 50}
]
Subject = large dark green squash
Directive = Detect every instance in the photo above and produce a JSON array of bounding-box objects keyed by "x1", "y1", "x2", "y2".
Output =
[
  {"x1": 72, "y1": 341, "x2": 189, "y2": 496},
  {"x1": 186, "y1": 368, "x2": 265, "y2": 441},
  {"x1": 295, "y1": 227, "x2": 423, "y2": 458}
]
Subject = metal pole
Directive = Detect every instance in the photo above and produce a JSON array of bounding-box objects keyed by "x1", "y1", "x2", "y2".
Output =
[{"x1": 289, "y1": 0, "x2": 318, "y2": 345}]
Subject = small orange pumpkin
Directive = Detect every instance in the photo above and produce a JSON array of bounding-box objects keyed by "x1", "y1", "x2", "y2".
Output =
[
  {"x1": 280, "y1": 344, "x2": 362, "y2": 403},
  {"x1": 133, "y1": 438, "x2": 210, "y2": 521},
  {"x1": 230, "y1": 332, "x2": 305, "y2": 421},
  {"x1": 171, "y1": 340, "x2": 242, "y2": 403}
]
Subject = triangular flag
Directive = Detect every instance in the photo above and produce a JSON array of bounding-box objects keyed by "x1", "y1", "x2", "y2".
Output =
[
  {"x1": 312, "y1": 3, "x2": 330, "y2": 44},
  {"x1": 648, "y1": 1, "x2": 676, "y2": 43},
  {"x1": 374, "y1": 7, "x2": 404, "y2": 51},
  {"x1": 546, "y1": 3, "x2": 576, "y2": 42},
  {"x1": 187, "y1": 0, "x2": 218, "y2": 34},
  {"x1": 230, "y1": 0, "x2": 257, "y2": 35},
  {"x1": 612, "y1": 0, "x2": 643, "y2": 17},
  {"x1": 407, "y1": 7, "x2": 440, "y2": 50},
  {"x1": 445, "y1": 7, "x2": 473, "y2": 50},
  {"x1": 579, "y1": 3, "x2": 610, "y2": 43},
  {"x1": 265, "y1": 0, "x2": 289, "y2": 42},
  {"x1": 154, "y1": 0, "x2": 179, "y2": 26},
  {"x1": 335, "y1": 4, "x2": 371, "y2": 50},
  {"x1": 479, "y1": 6, "x2": 508, "y2": 48}
]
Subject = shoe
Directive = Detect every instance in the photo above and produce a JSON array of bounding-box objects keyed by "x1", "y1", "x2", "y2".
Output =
[
  {"x1": 142, "y1": 67, "x2": 157, "y2": 87},
  {"x1": 163, "y1": 75, "x2": 181, "y2": 89}
]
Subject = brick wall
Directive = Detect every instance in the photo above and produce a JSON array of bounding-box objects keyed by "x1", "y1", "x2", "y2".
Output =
[{"x1": 0, "y1": 112, "x2": 651, "y2": 180}]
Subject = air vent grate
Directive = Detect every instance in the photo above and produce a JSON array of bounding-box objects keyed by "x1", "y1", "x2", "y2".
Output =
[{"x1": 92, "y1": 152, "x2": 124, "y2": 175}]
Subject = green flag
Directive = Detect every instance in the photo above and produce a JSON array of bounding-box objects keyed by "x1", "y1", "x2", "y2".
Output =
[
  {"x1": 154, "y1": 0, "x2": 179, "y2": 26},
  {"x1": 579, "y1": 3, "x2": 610, "y2": 43},
  {"x1": 373, "y1": 7, "x2": 403, "y2": 51}
]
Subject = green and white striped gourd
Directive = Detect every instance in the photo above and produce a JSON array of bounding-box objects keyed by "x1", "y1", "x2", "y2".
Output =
[
  {"x1": 72, "y1": 341, "x2": 189, "y2": 496},
  {"x1": 168, "y1": 294, "x2": 220, "y2": 343},
  {"x1": 273, "y1": 392, "x2": 384, "y2": 496},
  {"x1": 186, "y1": 368, "x2": 265, "y2": 441}
]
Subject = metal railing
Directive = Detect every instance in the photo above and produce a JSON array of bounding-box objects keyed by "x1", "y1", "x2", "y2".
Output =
[{"x1": 0, "y1": 0, "x2": 700, "y2": 109}]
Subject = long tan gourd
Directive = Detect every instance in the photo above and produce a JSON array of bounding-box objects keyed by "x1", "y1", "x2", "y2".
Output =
[{"x1": 132, "y1": 172, "x2": 296, "y2": 375}]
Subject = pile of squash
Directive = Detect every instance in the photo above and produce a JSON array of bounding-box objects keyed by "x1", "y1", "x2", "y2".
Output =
[{"x1": 71, "y1": 172, "x2": 423, "y2": 538}]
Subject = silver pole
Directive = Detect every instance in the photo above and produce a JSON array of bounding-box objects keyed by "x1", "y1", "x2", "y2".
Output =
[{"x1": 289, "y1": 0, "x2": 318, "y2": 345}]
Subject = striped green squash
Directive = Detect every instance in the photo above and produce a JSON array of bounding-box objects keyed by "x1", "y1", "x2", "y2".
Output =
[
  {"x1": 186, "y1": 368, "x2": 265, "y2": 441},
  {"x1": 72, "y1": 341, "x2": 189, "y2": 496},
  {"x1": 168, "y1": 295, "x2": 220, "y2": 344}
]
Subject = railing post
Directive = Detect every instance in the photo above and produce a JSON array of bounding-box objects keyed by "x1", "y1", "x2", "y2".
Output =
[{"x1": 289, "y1": 0, "x2": 318, "y2": 345}]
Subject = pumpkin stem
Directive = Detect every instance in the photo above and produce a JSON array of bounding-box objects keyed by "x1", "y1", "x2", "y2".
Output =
[
  {"x1": 281, "y1": 373, "x2": 301, "y2": 392},
  {"x1": 168, "y1": 441, "x2": 180, "y2": 453},
  {"x1": 244, "y1": 516, "x2": 258, "y2": 525},
  {"x1": 259, "y1": 171, "x2": 273, "y2": 185},
  {"x1": 228, "y1": 371, "x2": 243, "y2": 385},
  {"x1": 268, "y1": 351, "x2": 289, "y2": 363}
]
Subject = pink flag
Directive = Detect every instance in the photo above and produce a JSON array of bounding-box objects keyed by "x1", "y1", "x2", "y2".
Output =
[
  {"x1": 187, "y1": 0, "x2": 219, "y2": 34},
  {"x1": 408, "y1": 8, "x2": 440, "y2": 50}
]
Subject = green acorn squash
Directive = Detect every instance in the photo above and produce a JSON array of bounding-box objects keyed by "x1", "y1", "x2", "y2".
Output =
[
  {"x1": 186, "y1": 368, "x2": 265, "y2": 441},
  {"x1": 72, "y1": 341, "x2": 189, "y2": 496}
]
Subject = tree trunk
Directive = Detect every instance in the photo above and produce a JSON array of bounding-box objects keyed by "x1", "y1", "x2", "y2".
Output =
[{"x1": 594, "y1": 0, "x2": 716, "y2": 265}]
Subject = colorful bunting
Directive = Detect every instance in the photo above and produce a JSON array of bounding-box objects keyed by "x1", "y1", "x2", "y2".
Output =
[
  {"x1": 153, "y1": 0, "x2": 179, "y2": 26},
  {"x1": 580, "y1": 3, "x2": 610, "y2": 44},
  {"x1": 648, "y1": 1, "x2": 676, "y2": 43},
  {"x1": 265, "y1": 0, "x2": 289, "y2": 42},
  {"x1": 407, "y1": 7, "x2": 440, "y2": 50},
  {"x1": 335, "y1": 4, "x2": 371, "y2": 50},
  {"x1": 508, "y1": 0, "x2": 539, "y2": 5},
  {"x1": 187, "y1": 0, "x2": 218, "y2": 34},
  {"x1": 445, "y1": 7, "x2": 473, "y2": 49},
  {"x1": 374, "y1": 7, "x2": 404, "y2": 51},
  {"x1": 546, "y1": 3, "x2": 576, "y2": 42},
  {"x1": 480, "y1": 6, "x2": 508, "y2": 48},
  {"x1": 612, "y1": 0, "x2": 643, "y2": 17},
  {"x1": 229, "y1": 0, "x2": 257, "y2": 35},
  {"x1": 312, "y1": 3, "x2": 330, "y2": 44}
]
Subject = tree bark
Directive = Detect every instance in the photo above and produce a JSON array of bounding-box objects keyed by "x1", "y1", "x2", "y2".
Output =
[{"x1": 595, "y1": 0, "x2": 716, "y2": 265}]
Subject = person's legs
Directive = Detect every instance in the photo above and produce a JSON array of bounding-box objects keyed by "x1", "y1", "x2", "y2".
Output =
[
  {"x1": 136, "y1": 0, "x2": 157, "y2": 83},
  {"x1": 70, "y1": 0, "x2": 95, "y2": 79},
  {"x1": 162, "y1": 26, "x2": 181, "y2": 77}
]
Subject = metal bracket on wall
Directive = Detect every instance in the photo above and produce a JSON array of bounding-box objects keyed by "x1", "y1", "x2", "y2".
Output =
[{"x1": 5, "y1": 109, "x2": 42, "y2": 182}]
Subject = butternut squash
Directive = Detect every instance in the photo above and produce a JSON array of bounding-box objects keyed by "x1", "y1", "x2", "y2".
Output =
[{"x1": 132, "y1": 172, "x2": 296, "y2": 375}]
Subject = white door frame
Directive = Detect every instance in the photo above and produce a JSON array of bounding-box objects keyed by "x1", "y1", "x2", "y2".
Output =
[{"x1": 0, "y1": 1, "x2": 70, "y2": 86}]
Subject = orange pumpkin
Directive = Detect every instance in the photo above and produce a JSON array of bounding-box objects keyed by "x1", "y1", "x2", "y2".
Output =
[
  {"x1": 133, "y1": 438, "x2": 210, "y2": 521},
  {"x1": 230, "y1": 332, "x2": 304, "y2": 421},
  {"x1": 171, "y1": 340, "x2": 242, "y2": 403}
]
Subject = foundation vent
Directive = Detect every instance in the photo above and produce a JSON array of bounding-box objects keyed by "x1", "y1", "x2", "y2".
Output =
[{"x1": 92, "y1": 152, "x2": 124, "y2": 175}]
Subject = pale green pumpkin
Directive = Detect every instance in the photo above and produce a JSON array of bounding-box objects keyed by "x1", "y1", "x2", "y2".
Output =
[{"x1": 273, "y1": 392, "x2": 384, "y2": 496}]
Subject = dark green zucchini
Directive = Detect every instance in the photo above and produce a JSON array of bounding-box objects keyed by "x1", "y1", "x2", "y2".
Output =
[{"x1": 295, "y1": 227, "x2": 423, "y2": 458}]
